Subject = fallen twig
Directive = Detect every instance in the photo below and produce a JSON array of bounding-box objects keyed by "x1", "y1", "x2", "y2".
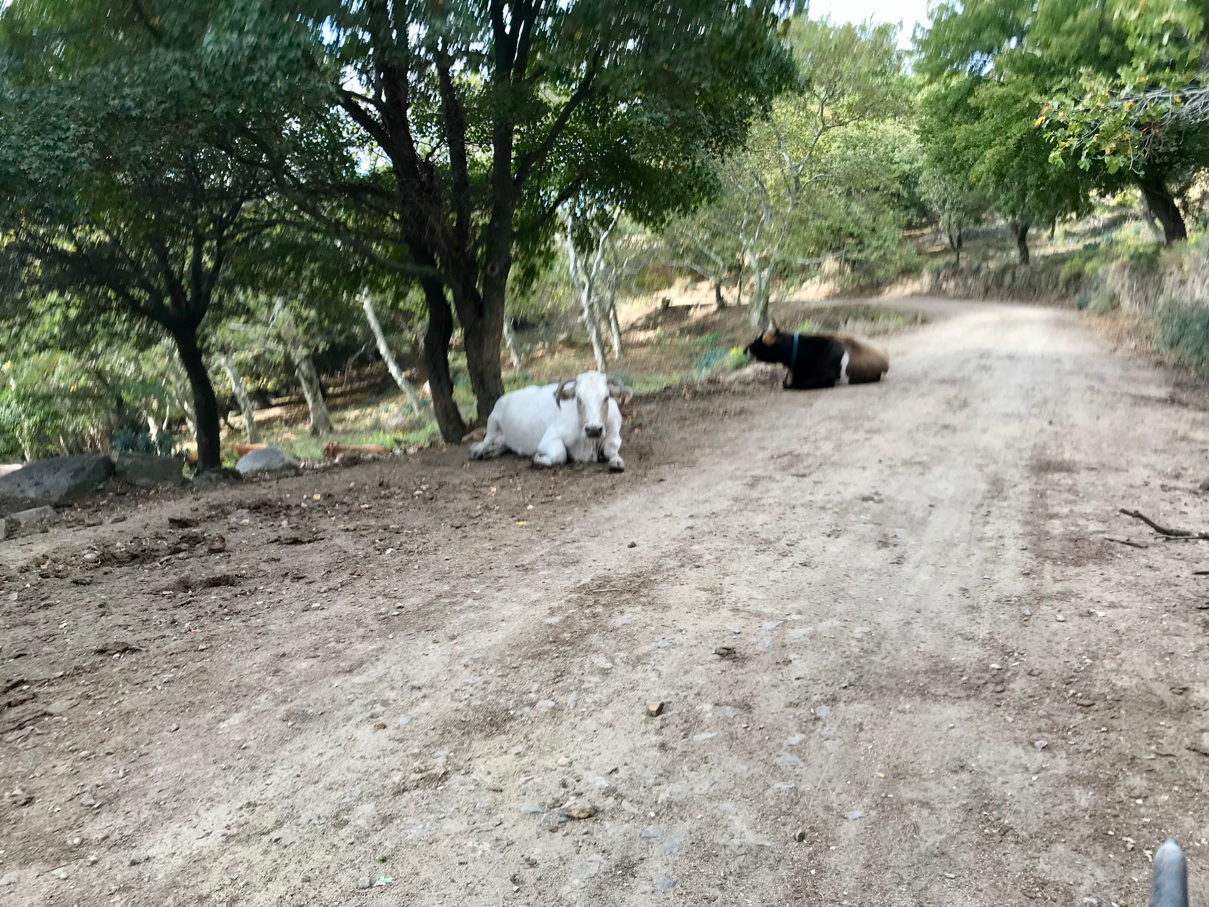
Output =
[
  {"x1": 1106, "y1": 536, "x2": 1149, "y2": 549},
  {"x1": 1119, "y1": 509, "x2": 1209, "y2": 540}
]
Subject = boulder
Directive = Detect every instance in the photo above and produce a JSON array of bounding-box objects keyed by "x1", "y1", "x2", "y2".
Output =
[
  {"x1": 192, "y1": 468, "x2": 243, "y2": 491},
  {"x1": 9, "y1": 506, "x2": 59, "y2": 528},
  {"x1": 112, "y1": 452, "x2": 185, "y2": 489},
  {"x1": 0, "y1": 454, "x2": 113, "y2": 514},
  {"x1": 234, "y1": 446, "x2": 300, "y2": 478}
]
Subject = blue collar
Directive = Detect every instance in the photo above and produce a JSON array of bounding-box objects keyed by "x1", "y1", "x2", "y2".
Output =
[{"x1": 790, "y1": 333, "x2": 799, "y2": 370}]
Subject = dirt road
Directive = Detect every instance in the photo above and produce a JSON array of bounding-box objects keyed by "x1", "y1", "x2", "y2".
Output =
[{"x1": 4, "y1": 299, "x2": 1209, "y2": 907}]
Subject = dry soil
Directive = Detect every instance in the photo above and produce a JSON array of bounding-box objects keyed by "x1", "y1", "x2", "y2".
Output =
[{"x1": 4, "y1": 298, "x2": 1209, "y2": 907}]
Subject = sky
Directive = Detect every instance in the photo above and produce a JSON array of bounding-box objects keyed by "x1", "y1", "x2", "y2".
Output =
[{"x1": 807, "y1": 0, "x2": 932, "y2": 48}]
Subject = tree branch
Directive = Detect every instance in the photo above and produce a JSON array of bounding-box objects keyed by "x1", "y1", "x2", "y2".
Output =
[{"x1": 514, "y1": 52, "x2": 600, "y2": 189}]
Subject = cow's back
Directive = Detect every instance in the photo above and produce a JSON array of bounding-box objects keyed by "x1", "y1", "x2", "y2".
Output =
[
  {"x1": 491, "y1": 384, "x2": 568, "y2": 456},
  {"x1": 834, "y1": 334, "x2": 889, "y2": 383}
]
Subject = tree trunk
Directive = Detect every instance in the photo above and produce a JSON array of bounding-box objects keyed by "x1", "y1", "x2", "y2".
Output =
[
  {"x1": 502, "y1": 316, "x2": 523, "y2": 372},
  {"x1": 601, "y1": 272, "x2": 623, "y2": 358},
  {"x1": 714, "y1": 280, "x2": 726, "y2": 309},
  {"x1": 565, "y1": 224, "x2": 608, "y2": 370},
  {"x1": 290, "y1": 348, "x2": 333, "y2": 436},
  {"x1": 420, "y1": 279, "x2": 466, "y2": 442},
  {"x1": 746, "y1": 250, "x2": 773, "y2": 329},
  {"x1": 217, "y1": 353, "x2": 262, "y2": 444},
  {"x1": 1138, "y1": 173, "x2": 1187, "y2": 244},
  {"x1": 361, "y1": 293, "x2": 421, "y2": 414},
  {"x1": 578, "y1": 284, "x2": 608, "y2": 371},
  {"x1": 1013, "y1": 223, "x2": 1030, "y2": 266},
  {"x1": 460, "y1": 288, "x2": 506, "y2": 426},
  {"x1": 171, "y1": 326, "x2": 221, "y2": 471}
]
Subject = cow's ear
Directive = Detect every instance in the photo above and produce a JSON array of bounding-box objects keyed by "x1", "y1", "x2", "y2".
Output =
[
  {"x1": 555, "y1": 378, "x2": 577, "y2": 402},
  {"x1": 607, "y1": 378, "x2": 633, "y2": 405},
  {"x1": 762, "y1": 327, "x2": 776, "y2": 346}
]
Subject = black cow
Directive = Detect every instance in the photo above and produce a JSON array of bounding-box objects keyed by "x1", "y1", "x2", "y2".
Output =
[{"x1": 744, "y1": 319, "x2": 889, "y2": 390}]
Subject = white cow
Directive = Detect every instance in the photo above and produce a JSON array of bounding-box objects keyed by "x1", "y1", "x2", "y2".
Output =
[{"x1": 469, "y1": 371, "x2": 633, "y2": 472}]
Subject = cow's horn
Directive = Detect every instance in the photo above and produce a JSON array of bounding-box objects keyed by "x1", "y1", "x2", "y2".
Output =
[
  {"x1": 607, "y1": 377, "x2": 633, "y2": 404},
  {"x1": 554, "y1": 377, "x2": 576, "y2": 404}
]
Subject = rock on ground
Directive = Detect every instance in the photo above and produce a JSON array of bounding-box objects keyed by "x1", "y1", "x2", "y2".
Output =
[
  {"x1": 8, "y1": 506, "x2": 58, "y2": 528},
  {"x1": 235, "y1": 446, "x2": 301, "y2": 478},
  {"x1": 112, "y1": 452, "x2": 185, "y2": 489},
  {"x1": 192, "y1": 468, "x2": 243, "y2": 491},
  {"x1": 0, "y1": 454, "x2": 113, "y2": 513}
]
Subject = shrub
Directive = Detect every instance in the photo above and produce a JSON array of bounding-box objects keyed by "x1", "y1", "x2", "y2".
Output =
[
  {"x1": 1156, "y1": 299, "x2": 1209, "y2": 377},
  {"x1": 111, "y1": 428, "x2": 177, "y2": 457}
]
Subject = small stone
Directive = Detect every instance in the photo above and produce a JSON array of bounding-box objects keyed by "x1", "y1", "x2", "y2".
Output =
[
  {"x1": 562, "y1": 801, "x2": 596, "y2": 819},
  {"x1": 129, "y1": 855, "x2": 148, "y2": 866},
  {"x1": 397, "y1": 715, "x2": 412, "y2": 726},
  {"x1": 358, "y1": 876, "x2": 371, "y2": 889},
  {"x1": 535, "y1": 699, "x2": 556, "y2": 710},
  {"x1": 815, "y1": 705, "x2": 831, "y2": 718},
  {"x1": 1055, "y1": 614, "x2": 1066, "y2": 623},
  {"x1": 1023, "y1": 609, "x2": 1032, "y2": 617},
  {"x1": 794, "y1": 830, "x2": 807, "y2": 842},
  {"x1": 713, "y1": 646, "x2": 736, "y2": 659},
  {"x1": 777, "y1": 754, "x2": 802, "y2": 767},
  {"x1": 368, "y1": 704, "x2": 385, "y2": 719},
  {"x1": 848, "y1": 810, "x2": 864, "y2": 820},
  {"x1": 647, "y1": 702, "x2": 664, "y2": 717},
  {"x1": 627, "y1": 541, "x2": 637, "y2": 548},
  {"x1": 1034, "y1": 740, "x2": 1048, "y2": 750},
  {"x1": 654, "y1": 875, "x2": 677, "y2": 890},
  {"x1": 640, "y1": 826, "x2": 663, "y2": 839},
  {"x1": 520, "y1": 804, "x2": 543, "y2": 815},
  {"x1": 785, "y1": 734, "x2": 805, "y2": 747},
  {"x1": 556, "y1": 755, "x2": 571, "y2": 767},
  {"x1": 170, "y1": 724, "x2": 180, "y2": 732},
  {"x1": 692, "y1": 732, "x2": 717, "y2": 742},
  {"x1": 79, "y1": 792, "x2": 97, "y2": 808},
  {"x1": 207, "y1": 534, "x2": 227, "y2": 554},
  {"x1": 301, "y1": 873, "x2": 312, "y2": 883},
  {"x1": 52, "y1": 867, "x2": 68, "y2": 880},
  {"x1": 373, "y1": 722, "x2": 386, "y2": 730}
]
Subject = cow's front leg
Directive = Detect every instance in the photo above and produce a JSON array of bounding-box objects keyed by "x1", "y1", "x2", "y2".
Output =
[
  {"x1": 470, "y1": 414, "x2": 508, "y2": 460},
  {"x1": 602, "y1": 433, "x2": 624, "y2": 472},
  {"x1": 532, "y1": 433, "x2": 568, "y2": 469}
]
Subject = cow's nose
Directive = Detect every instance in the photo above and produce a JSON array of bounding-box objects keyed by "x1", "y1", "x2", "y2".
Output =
[{"x1": 584, "y1": 425, "x2": 603, "y2": 439}]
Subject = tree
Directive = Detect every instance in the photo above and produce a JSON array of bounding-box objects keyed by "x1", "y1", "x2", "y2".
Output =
[
  {"x1": 915, "y1": 1, "x2": 1108, "y2": 264},
  {"x1": 360, "y1": 292, "x2": 422, "y2": 415},
  {"x1": 916, "y1": 0, "x2": 1205, "y2": 255},
  {"x1": 684, "y1": 16, "x2": 911, "y2": 326},
  {"x1": 216, "y1": 352, "x2": 263, "y2": 443},
  {"x1": 563, "y1": 206, "x2": 623, "y2": 371},
  {"x1": 280, "y1": 0, "x2": 793, "y2": 441},
  {"x1": 0, "y1": 1, "x2": 323, "y2": 469},
  {"x1": 1042, "y1": 0, "x2": 1209, "y2": 244}
]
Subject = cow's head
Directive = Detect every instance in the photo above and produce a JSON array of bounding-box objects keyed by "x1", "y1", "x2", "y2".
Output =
[
  {"x1": 555, "y1": 371, "x2": 632, "y2": 439},
  {"x1": 744, "y1": 319, "x2": 784, "y2": 363}
]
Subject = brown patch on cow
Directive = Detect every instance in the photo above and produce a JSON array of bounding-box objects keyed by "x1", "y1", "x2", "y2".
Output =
[{"x1": 834, "y1": 334, "x2": 890, "y2": 383}]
